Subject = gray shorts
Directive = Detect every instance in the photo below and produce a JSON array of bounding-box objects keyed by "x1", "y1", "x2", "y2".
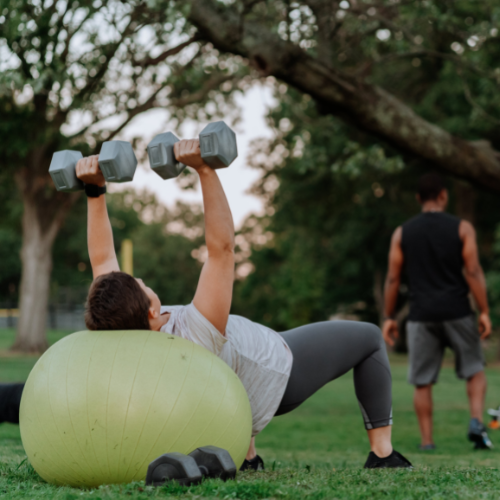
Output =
[{"x1": 407, "y1": 315, "x2": 485, "y2": 386}]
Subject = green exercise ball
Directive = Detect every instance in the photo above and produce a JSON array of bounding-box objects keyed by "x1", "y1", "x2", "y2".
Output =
[{"x1": 20, "y1": 331, "x2": 252, "y2": 487}]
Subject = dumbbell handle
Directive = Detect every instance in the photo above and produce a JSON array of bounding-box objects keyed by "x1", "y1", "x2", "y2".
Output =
[{"x1": 198, "y1": 465, "x2": 210, "y2": 477}]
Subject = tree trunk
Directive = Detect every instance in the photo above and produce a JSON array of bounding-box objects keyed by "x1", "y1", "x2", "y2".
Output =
[{"x1": 10, "y1": 193, "x2": 63, "y2": 354}]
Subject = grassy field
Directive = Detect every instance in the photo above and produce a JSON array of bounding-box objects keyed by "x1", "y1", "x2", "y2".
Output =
[{"x1": 1, "y1": 328, "x2": 500, "y2": 499}]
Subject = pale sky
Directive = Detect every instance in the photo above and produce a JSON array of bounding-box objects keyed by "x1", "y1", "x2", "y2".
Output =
[{"x1": 110, "y1": 84, "x2": 276, "y2": 228}]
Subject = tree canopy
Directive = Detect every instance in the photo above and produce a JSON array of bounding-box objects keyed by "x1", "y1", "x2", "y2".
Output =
[
  {"x1": 179, "y1": 0, "x2": 500, "y2": 190},
  {"x1": 2, "y1": 0, "x2": 500, "y2": 350}
]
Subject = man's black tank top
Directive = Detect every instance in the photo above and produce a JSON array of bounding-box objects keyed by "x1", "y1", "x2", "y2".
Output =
[{"x1": 401, "y1": 212, "x2": 471, "y2": 322}]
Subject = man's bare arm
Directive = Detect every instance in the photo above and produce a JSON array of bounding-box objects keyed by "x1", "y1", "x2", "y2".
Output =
[
  {"x1": 384, "y1": 227, "x2": 404, "y2": 318},
  {"x1": 382, "y1": 226, "x2": 404, "y2": 346},
  {"x1": 460, "y1": 220, "x2": 491, "y2": 338},
  {"x1": 76, "y1": 156, "x2": 120, "y2": 279},
  {"x1": 174, "y1": 140, "x2": 235, "y2": 335}
]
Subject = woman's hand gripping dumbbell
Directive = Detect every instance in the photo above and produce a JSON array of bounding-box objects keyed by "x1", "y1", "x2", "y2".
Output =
[
  {"x1": 146, "y1": 121, "x2": 238, "y2": 180},
  {"x1": 49, "y1": 141, "x2": 137, "y2": 192},
  {"x1": 74, "y1": 155, "x2": 106, "y2": 188}
]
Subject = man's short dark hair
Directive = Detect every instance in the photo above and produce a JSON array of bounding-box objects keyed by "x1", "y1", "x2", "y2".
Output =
[
  {"x1": 417, "y1": 172, "x2": 446, "y2": 202},
  {"x1": 85, "y1": 272, "x2": 151, "y2": 330}
]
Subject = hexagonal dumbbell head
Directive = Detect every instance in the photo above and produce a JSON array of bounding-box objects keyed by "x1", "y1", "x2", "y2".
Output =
[
  {"x1": 145, "y1": 452, "x2": 202, "y2": 487},
  {"x1": 49, "y1": 150, "x2": 84, "y2": 192},
  {"x1": 188, "y1": 446, "x2": 236, "y2": 481},
  {"x1": 98, "y1": 141, "x2": 137, "y2": 183},
  {"x1": 146, "y1": 132, "x2": 187, "y2": 180},
  {"x1": 199, "y1": 121, "x2": 238, "y2": 170}
]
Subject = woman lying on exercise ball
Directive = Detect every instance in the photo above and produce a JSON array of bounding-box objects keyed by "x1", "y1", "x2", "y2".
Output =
[{"x1": 1, "y1": 138, "x2": 411, "y2": 470}]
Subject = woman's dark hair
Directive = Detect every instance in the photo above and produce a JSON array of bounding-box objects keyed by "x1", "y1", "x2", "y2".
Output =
[
  {"x1": 417, "y1": 172, "x2": 446, "y2": 202},
  {"x1": 85, "y1": 272, "x2": 151, "y2": 330}
]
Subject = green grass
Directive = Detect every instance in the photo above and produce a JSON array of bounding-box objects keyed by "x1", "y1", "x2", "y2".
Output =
[{"x1": 1, "y1": 328, "x2": 500, "y2": 498}]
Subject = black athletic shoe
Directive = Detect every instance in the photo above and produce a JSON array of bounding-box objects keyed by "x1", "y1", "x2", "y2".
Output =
[
  {"x1": 468, "y1": 418, "x2": 493, "y2": 450},
  {"x1": 239, "y1": 455, "x2": 265, "y2": 471},
  {"x1": 0, "y1": 383, "x2": 24, "y2": 424},
  {"x1": 364, "y1": 450, "x2": 413, "y2": 469}
]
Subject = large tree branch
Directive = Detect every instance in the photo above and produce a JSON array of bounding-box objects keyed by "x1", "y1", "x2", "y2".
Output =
[{"x1": 185, "y1": 0, "x2": 500, "y2": 192}]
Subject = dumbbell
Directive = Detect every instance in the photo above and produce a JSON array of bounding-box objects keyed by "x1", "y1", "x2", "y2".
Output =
[
  {"x1": 145, "y1": 445, "x2": 237, "y2": 487},
  {"x1": 146, "y1": 121, "x2": 237, "y2": 180},
  {"x1": 49, "y1": 141, "x2": 138, "y2": 192}
]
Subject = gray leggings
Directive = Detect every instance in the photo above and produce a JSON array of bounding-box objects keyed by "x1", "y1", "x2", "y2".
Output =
[{"x1": 276, "y1": 321, "x2": 392, "y2": 430}]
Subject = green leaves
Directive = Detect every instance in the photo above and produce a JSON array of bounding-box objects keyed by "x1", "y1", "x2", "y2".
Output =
[{"x1": 332, "y1": 142, "x2": 405, "y2": 178}]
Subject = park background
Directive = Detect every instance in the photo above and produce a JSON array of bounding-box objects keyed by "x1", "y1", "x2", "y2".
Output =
[{"x1": 2, "y1": 0, "x2": 500, "y2": 498}]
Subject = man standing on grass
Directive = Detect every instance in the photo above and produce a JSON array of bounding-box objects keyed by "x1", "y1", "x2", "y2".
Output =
[{"x1": 383, "y1": 172, "x2": 492, "y2": 450}]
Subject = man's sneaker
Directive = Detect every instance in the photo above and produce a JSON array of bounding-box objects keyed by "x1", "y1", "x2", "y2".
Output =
[
  {"x1": 364, "y1": 450, "x2": 413, "y2": 469},
  {"x1": 468, "y1": 418, "x2": 493, "y2": 449},
  {"x1": 239, "y1": 455, "x2": 265, "y2": 471}
]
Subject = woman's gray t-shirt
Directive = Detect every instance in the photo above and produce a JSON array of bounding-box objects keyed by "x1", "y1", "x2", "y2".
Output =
[{"x1": 160, "y1": 303, "x2": 293, "y2": 436}]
